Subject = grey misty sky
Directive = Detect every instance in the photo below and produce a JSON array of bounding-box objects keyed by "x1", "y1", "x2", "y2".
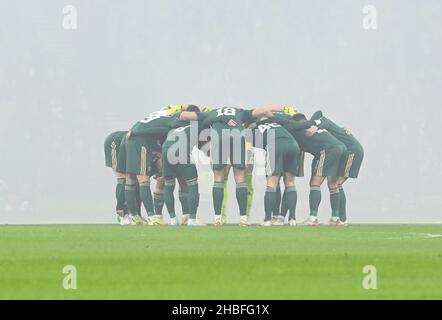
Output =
[{"x1": 0, "y1": 0, "x2": 441, "y2": 223}]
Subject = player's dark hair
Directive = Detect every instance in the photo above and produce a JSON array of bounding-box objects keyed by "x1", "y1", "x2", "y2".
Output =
[
  {"x1": 292, "y1": 113, "x2": 307, "y2": 121},
  {"x1": 187, "y1": 105, "x2": 200, "y2": 113}
]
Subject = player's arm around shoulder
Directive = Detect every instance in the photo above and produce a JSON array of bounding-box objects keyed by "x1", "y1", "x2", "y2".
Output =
[
  {"x1": 179, "y1": 111, "x2": 199, "y2": 121},
  {"x1": 314, "y1": 115, "x2": 352, "y2": 135},
  {"x1": 251, "y1": 106, "x2": 274, "y2": 119}
]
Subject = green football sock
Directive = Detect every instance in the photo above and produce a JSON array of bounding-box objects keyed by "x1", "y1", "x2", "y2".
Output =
[
  {"x1": 139, "y1": 181, "x2": 154, "y2": 216},
  {"x1": 339, "y1": 185, "x2": 347, "y2": 221},
  {"x1": 284, "y1": 186, "x2": 298, "y2": 221},
  {"x1": 153, "y1": 192, "x2": 165, "y2": 217},
  {"x1": 264, "y1": 186, "x2": 277, "y2": 221},
  {"x1": 246, "y1": 174, "x2": 254, "y2": 219},
  {"x1": 212, "y1": 182, "x2": 224, "y2": 215},
  {"x1": 116, "y1": 178, "x2": 126, "y2": 213},
  {"x1": 309, "y1": 186, "x2": 321, "y2": 217},
  {"x1": 124, "y1": 183, "x2": 139, "y2": 216},
  {"x1": 221, "y1": 181, "x2": 228, "y2": 216},
  {"x1": 329, "y1": 187, "x2": 340, "y2": 217},
  {"x1": 135, "y1": 182, "x2": 141, "y2": 215},
  {"x1": 164, "y1": 179, "x2": 176, "y2": 219},
  {"x1": 274, "y1": 184, "x2": 282, "y2": 217},
  {"x1": 179, "y1": 190, "x2": 189, "y2": 216},
  {"x1": 187, "y1": 179, "x2": 199, "y2": 219},
  {"x1": 236, "y1": 182, "x2": 248, "y2": 216}
]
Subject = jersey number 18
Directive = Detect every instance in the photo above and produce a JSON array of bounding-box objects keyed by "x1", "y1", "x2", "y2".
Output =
[{"x1": 217, "y1": 108, "x2": 236, "y2": 117}]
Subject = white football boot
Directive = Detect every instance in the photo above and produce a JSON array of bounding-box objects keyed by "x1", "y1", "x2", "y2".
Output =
[
  {"x1": 272, "y1": 216, "x2": 285, "y2": 226},
  {"x1": 239, "y1": 215, "x2": 249, "y2": 226},
  {"x1": 328, "y1": 217, "x2": 346, "y2": 226},
  {"x1": 116, "y1": 210, "x2": 125, "y2": 224},
  {"x1": 289, "y1": 219, "x2": 297, "y2": 227},
  {"x1": 120, "y1": 214, "x2": 135, "y2": 226},
  {"x1": 130, "y1": 214, "x2": 151, "y2": 225},
  {"x1": 188, "y1": 219, "x2": 206, "y2": 227},
  {"x1": 180, "y1": 214, "x2": 190, "y2": 225},
  {"x1": 261, "y1": 220, "x2": 272, "y2": 227},
  {"x1": 149, "y1": 215, "x2": 164, "y2": 225},
  {"x1": 169, "y1": 217, "x2": 179, "y2": 226},
  {"x1": 214, "y1": 215, "x2": 223, "y2": 226},
  {"x1": 299, "y1": 216, "x2": 320, "y2": 226}
]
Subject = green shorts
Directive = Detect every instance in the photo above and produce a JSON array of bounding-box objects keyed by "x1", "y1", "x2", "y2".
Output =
[
  {"x1": 297, "y1": 151, "x2": 306, "y2": 177},
  {"x1": 104, "y1": 136, "x2": 120, "y2": 170},
  {"x1": 210, "y1": 128, "x2": 246, "y2": 170},
  {"x1": 338, "y1": 144, "x2": 364, "y2": 178},
  {"x1": 163, "y1": 162, "x2": 198, "y2": 181},
  {"x1": 162, "y1": 144, "x2": 197, "y2": 181},
  {"x1": 311, "y1": 144, "x2": 347, "y2": 177},
  {"x1": 226, "y1": 141, "x2": 255, "y2": 166},
  {"x1": 121, "y1": 135, "x2": 155, "y2": 176},
  {"x1": 265, "y1": 138, "x2": 300, "y2": 176},
  {"x1": 116, "y1": 136, "x2": 128, "y2": 174}
]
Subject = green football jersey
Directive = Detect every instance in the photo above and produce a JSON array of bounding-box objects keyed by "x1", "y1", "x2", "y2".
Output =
[
  {"x1": 105, "y1": 131, "x2": 128, "y2": 147},
  {"x1": 209, "y1": 107, "x2": 254, "y2": 131},
  {"x1": 130, "y1": 111, "x2": 181, "y2": 149},
  {"x1": 162, "y1": 112, "x2": 214, "y2": 162},
  {"x1": 271, "y1": 112, "x2": 317, "y2": 132},
  {"x1": 197, "y1": 110, "x2": 223, "y2": 130},
  {"x1": 317, "y1": 117, "x2": 362, "y2": 149},
  {"x1": 290, "y1": 125, "x2": 343, "y2": 157},
  {"x1": 268, "y1": 112, "x2": 341, "y2": 156},
  {"x1": 251, "y1": 118, "x2": 294, "y2": 150}
]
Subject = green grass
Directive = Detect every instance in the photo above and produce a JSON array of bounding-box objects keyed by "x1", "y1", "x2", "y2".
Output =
[{"x1": 0, "y1": 224, "x2": 442, "y2": 299}]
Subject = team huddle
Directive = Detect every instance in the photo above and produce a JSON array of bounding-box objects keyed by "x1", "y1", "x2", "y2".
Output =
[{"x1": 104, "y1": 105, "x2": 364, "y2": 227}]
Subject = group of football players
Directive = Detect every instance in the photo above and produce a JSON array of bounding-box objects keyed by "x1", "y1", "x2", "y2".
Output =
[{"x1": 104, "y1": 105, "x2": 363, "y2": 227}]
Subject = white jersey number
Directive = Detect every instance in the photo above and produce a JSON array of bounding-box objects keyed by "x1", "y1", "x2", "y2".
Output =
[
  {"x1": 258, "y1": 122, "x2": 281, "y2": 133},
  {"x1": 139, "y1": 111, "x2": 166, "y2": 124},
  {"x1": 217, "y1": 108, "x2": 236, "y2": 117},
  {"x1": 174, "y1": 125, "x2": 190, "y2": 132}
]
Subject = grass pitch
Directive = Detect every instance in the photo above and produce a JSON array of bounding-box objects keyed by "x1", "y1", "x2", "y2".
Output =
[{"x1": 0, "y1": 224, "x2": 441, "y2": 299}]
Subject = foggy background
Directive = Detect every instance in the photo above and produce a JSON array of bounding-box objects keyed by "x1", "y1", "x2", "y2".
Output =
[{"x1": 1, "y1": 0, "x2": 441, "y2": 224}]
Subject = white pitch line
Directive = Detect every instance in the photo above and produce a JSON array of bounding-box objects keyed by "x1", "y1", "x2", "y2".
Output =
[
  {"x1": 388, "y1": 233, "x2": 442, "y2": 240},
  {"x1": 418, "y1": 233, "x2": 442, "y2": 238}
]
